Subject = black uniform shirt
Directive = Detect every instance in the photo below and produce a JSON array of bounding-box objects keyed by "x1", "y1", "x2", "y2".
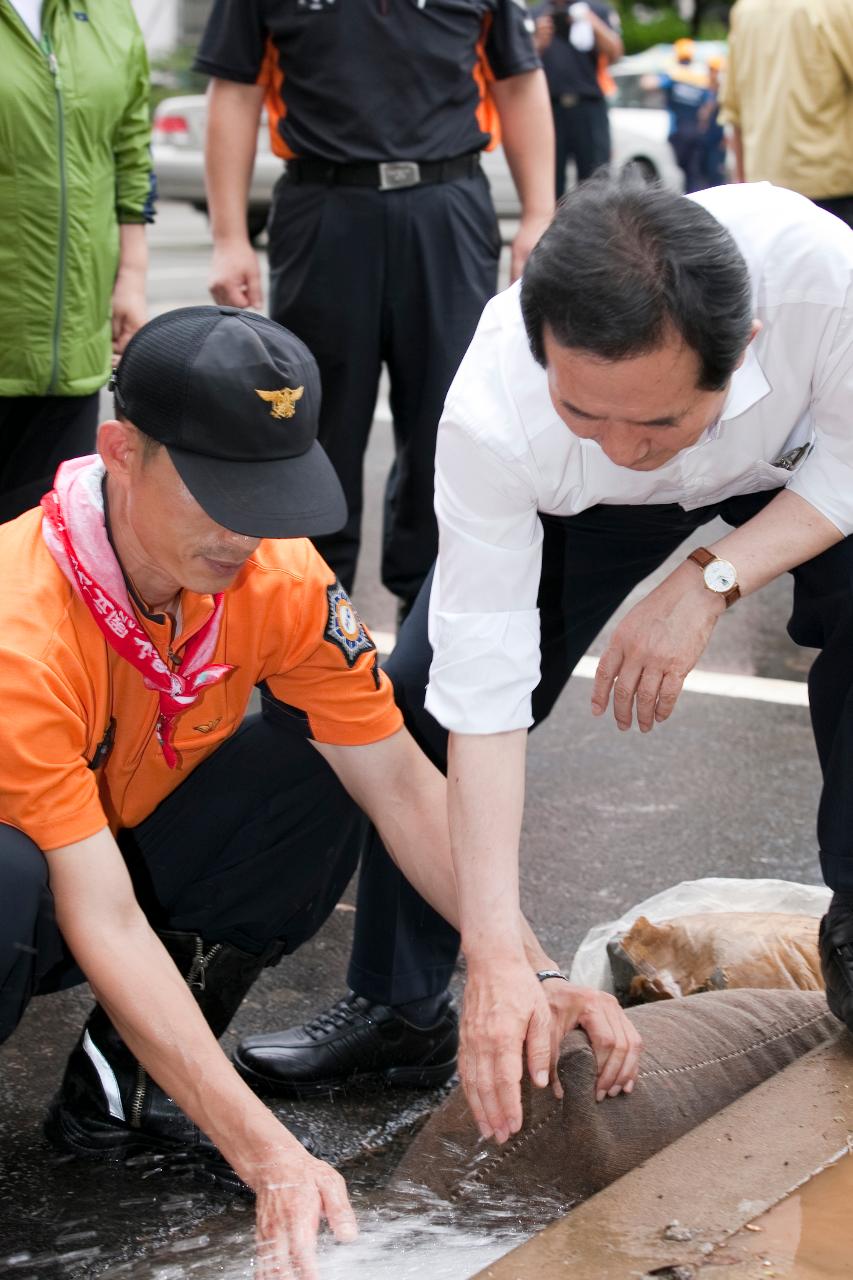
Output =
[
  {"x1": 195, "y1": 0, "x2": 539, "y2": 164},
  {"x1": 536, "y1": 1, "x2": 620, "y2": 101}
]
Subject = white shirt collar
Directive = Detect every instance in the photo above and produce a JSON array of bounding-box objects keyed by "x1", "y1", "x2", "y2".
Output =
[{"x1": 720, "y1": 341, "x2": 771, "y2": 422}]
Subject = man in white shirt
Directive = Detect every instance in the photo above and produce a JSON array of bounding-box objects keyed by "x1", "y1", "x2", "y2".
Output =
[{"x1": 237, "y1": 178, "x2": 853, "y2": 1141}]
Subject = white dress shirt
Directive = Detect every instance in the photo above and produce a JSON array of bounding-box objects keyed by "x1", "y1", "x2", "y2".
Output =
[{"x1": 426, "y1": 183, "x2": 853, "y2": 735}]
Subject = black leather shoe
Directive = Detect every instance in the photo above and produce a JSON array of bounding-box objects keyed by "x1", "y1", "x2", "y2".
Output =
[
  {"x1": 819, "y1": 903, "x2": 853, "y2": 1031},
  {"x1": 233, "y1": 991, "x2": 458, "y2": 1096}
]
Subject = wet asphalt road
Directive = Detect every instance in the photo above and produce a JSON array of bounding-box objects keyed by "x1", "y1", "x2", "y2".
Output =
[{"x1": 0, "y1": 204, "x2": 824, "y2": 1278}]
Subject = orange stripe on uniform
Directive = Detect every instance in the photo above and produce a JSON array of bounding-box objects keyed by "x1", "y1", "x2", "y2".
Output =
[
  {"x1": 257, "y1": 35, "x2": 296, "y2": 161},
  {"x1": 597, "y1": 53, "x2": 616, "y2": 98},
  {"x1": 473, "y1": 15, "x2": 501, "y2": 151}
]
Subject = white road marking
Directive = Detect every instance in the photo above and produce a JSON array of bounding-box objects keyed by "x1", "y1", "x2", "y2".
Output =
[
  {"x1": 370, "y1": 631, "x2": 809, "y2": 707},
  {"x1": 571, "y1": 655, "x2": 810, "y2": 706}
]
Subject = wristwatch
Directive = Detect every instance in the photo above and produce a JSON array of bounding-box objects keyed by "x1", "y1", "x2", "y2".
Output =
[{"x1": 687, "y1": 546, "x2": 741, "y2": 608}]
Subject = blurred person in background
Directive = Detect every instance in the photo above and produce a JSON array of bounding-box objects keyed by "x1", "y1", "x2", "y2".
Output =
[
  {"x1": 534, "y1": 0, "x2": 624, "y2": 198},
  {"x1": 700, "y1": 54, "x2": 727, "y2": 188},
  {"x1": 0, "y1": 0, "x2": 154, "y2": 524},
  {"x1": 197, "y1": 2, "x2": 554, "y2": 626},
  {"x1": 722, "y1": 0, "x2": 853, "y2": 228},
  {"x1": 645, "y1": 38, "x2": 713, "y2": 194}
]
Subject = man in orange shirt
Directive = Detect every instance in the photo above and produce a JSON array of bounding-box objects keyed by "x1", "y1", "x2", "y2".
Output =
[{"x1": 0, "y1": 306, "x2": 639, "y2": 1276}]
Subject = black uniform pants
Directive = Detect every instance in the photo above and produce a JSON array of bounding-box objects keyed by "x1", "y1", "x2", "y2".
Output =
[
  {"x1": 347, "y1": 490, "x2": 853, "y2": 1005},
  {"x1": 267, "y1": 169, "x2": 500, "y2": 602},
  {"x1": 552, "y1": 97, "x2": 611, "y2": 199},
  {"x1": 0, "y1": 702, "x2": 365, "y2": 1045},
  {"x1": 670, "y1": 125, "x2": 707, "y2": 195},
  {"x1": 814, "y1": 195, "x2": 853, "y2": 232},
  {"x1": 0, "y1": 393, "x2": 99, "y2": 525}
]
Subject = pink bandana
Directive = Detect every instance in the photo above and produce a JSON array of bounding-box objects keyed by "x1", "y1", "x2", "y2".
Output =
[{"x1": 41, "y1": 456, "x2": 233, "y2": 768}]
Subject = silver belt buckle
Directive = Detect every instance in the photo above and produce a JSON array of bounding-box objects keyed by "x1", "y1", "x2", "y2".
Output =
[{"x1": 378, "y1": 161, "x2": 421, "y2": 191}]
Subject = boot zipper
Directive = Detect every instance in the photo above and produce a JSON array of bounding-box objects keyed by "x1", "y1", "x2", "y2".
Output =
[
  {"x1": 42, "y1": 30, "x2": 67, "y2": 395},
  {"x1": 128, "y1": 939, "x2": 222, "y2": 1127},
  {"x1": 130, "y1": 1061, "x2": 147, "y2": 1128},
  {"x1": 186, "y1": 937, "x2": 223, "y2": 992}
]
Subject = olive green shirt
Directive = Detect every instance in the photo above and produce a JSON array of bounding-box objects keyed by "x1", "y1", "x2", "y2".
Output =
[{"x1": 720, "y1": 0, "x2": 853, "y2": 199}]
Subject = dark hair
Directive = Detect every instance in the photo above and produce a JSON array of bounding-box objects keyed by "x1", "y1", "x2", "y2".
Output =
[{"x1": 520, "y1": 174, "x2": 754, "y2": 391}]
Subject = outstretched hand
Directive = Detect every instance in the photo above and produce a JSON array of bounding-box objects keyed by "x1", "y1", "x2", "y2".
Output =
[
  {"x1": 591, "y1": 563, "x2": 724, "y2": 732},
  {"x1": 459, "y1": 956, "x2": 643, "y2": 1145}
]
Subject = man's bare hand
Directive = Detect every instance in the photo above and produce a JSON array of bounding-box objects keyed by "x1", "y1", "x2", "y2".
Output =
[
  {"x1": 249, "y1": 1138, "x2": 358, "y2": 1279},
  {"x1": 591, "y1": 562, "x2": 725, "y2": 731},
  {"x1": 510, "y1": 211, "x2": 553, "y2": 282},
  {"x1": 460, "y1": 955, "x2": 555, "y2": 1143},
  {"x1": 534, "y1": 14, "x2": 555, "y2": 53},
  {"x1": 460, "y1": 955, "x2": 645, "y2": 1143},
  {"x1": 209, "y1": 237, "x2": 263, "y2": 309},
  {"x1": 540, "y1": 979, "x2": 643, "y2": 1102},
  {"x1": 111, "y1": 269, "x2": 146, "y2": 358}
]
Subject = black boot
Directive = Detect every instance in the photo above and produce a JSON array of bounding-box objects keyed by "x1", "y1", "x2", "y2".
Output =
[
  {"x1": 819, "y1": 895, "x2": 853, "y2": 1031},
  {"x1": 44, "y1": 931, "x2": 300, "y2": 1189},
  {"x1": 233, "y1": 990, "x2": 458, "y2": 1097}
]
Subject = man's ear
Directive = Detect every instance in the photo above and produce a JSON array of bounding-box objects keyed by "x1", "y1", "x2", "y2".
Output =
[
  {"x1": 733, "y1": 318, "x2": 763, "y2": 371},
  {"x1": 97, "y1": 418, "x2": 141, "y2": 484}
]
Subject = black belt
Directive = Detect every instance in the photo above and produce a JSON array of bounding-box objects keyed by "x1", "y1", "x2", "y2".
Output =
[{"x1": 285, "y1": 153, "x2": 481, "y2": 191}]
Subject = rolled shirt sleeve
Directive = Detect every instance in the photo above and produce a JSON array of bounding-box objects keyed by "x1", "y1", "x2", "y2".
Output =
[
  {"x1": 426, "y1": 406, "x2": 544, "y2": 736},
  {"x1": 787, "y1": 293, "x2": 853, "y2": 535}
]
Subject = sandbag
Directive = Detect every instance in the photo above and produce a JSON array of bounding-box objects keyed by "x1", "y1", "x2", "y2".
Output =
[
  {"x1": 608, "y1": 912, "x2": 824, "y2": 1005},
  {"x1": 391, "y1": 990, "x2": 838, "y2": 1219}
]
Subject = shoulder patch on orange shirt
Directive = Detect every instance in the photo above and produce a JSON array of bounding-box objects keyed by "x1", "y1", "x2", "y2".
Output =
[{"x1": 323, "y1": 581, "x2": 376, "y2": 668}]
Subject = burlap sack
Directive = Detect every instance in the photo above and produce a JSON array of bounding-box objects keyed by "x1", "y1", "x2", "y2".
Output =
[
  {"x1": 391, "y1": 990, "x2": 838, "y2": 1218},
  {"x1": 608, "y1": 912, "x2": 823, "y2": 1004}
]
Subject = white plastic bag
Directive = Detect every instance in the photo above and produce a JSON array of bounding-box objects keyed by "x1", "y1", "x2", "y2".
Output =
[{"x1": 568, "y1": 877, "x2": 831, "y2": 994}]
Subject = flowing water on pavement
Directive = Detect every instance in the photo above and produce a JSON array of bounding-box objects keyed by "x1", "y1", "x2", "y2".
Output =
[{"x1": 106, "y1": 1178, "x2": 557, "y2": 1280}]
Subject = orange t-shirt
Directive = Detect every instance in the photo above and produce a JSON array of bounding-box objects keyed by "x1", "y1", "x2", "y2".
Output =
[{"x1": 0, "y1": 509, "x2": 402, "y2": 852}]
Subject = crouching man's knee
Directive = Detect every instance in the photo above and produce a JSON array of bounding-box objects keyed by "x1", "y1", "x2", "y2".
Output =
[{"x1": 0, "y1": 825, "x2": 62, "y2": 1043}]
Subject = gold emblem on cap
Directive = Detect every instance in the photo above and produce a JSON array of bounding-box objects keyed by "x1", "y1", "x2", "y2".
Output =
[{"x1": 255, "y1": 386, "x2": 304, "y2": 420}]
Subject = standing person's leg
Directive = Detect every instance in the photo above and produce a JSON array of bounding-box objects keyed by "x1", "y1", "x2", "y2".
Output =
[
  {"x1": 812, "y1": 195, "x2": 853, "y2": 232},
  {"x1": 717, "y1": 489, "x2": 853, "y2": 1025},
  {"x1": 45, "y1": 706, "x2": 373, "y2": 1165},
  {"x1": 381, "y1": 171, "x2": 500, "y2": 612},
  {"x1": 0, "y1": 393, "x2": 99, "y2": 524},
  {"x1": 241, "y1": 502, "x2": 725, "y2": 1090},
  {"x1": 267, "y1": 178, "x2": 385, "y2": 593},
  {"x1": 670, "y1": 127, "x2": 705, "y2": 194},
  {"x1": 785, "y1": 526, "x2": 853, "y2": 1026},
  {"x1": 552, "y1": 99, "x2": 574, "y2": 200},
  {"x1": 571, "y1": 100, "x2": 612, "y2": 182}
]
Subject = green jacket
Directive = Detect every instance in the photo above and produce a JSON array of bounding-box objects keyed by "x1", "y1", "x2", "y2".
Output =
[{"x1": 0, "y1": 0, "x2": 154, "y2": 397}]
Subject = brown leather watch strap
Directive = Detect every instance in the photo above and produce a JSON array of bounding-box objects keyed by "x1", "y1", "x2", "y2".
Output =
[{"x1": 687, "y1": 547, "x2": 741, "y2": 608}]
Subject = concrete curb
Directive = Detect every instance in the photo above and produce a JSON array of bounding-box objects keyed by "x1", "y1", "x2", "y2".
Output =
[{"x1": 473, "y1": 1031, "x2": 853, "y2": 1278}]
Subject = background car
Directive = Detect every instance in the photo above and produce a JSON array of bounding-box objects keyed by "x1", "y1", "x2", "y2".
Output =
[{"x1": 152, "y1": 95, "x2": 279, "y2": 240}]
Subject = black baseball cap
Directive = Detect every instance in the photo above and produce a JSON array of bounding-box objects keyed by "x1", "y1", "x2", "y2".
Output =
[{"x1": 111, "y1": 306, "x2": 347, "y2": 539}]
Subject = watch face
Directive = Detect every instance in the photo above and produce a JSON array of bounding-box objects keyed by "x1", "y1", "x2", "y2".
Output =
[{"x1": 704, "y1": 558, "x2": 737, "y2": 593}]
